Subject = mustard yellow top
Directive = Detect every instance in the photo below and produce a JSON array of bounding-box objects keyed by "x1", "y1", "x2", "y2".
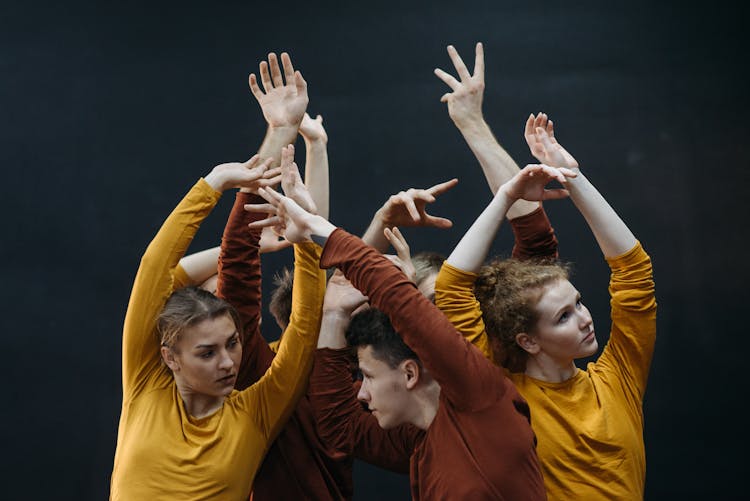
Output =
[
  {"x1": 110, "y1": 179, "x2": 325, "y2": 500},
  {"x1": 435, "y1": 243, "x2": 656, "y2": 500}
]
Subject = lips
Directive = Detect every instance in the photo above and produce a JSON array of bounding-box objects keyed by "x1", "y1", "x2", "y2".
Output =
[
  {"x1": 582, "y1": 330, "x2": 595, "y2": 343},
  {"x1": 217, "y1": 374, "x2": 236, "y2": 385}
]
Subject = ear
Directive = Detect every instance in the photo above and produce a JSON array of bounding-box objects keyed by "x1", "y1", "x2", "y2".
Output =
[
  {"x1": 161, "y1": 346, "x2": 180, "y2": 372},
  {"x1": 401, "y1": 359, "x2": 421, "y2": 390},
  {"x1": 515, "y1": 332, "x2": 540, "y2": 355}
]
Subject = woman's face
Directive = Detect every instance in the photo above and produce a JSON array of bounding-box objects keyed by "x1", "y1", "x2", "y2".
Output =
[
  {"x1": 169, "y1": 313, "x2": 242, "y2": 398},
  {"x1": 527, "y1": 279, "x2": 597, "y2": 362}
]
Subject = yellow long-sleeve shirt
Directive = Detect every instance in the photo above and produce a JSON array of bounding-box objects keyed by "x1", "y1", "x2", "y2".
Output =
[
  {"x1": 110, "y1": 179, "x2": 325, "y2": 500},
  {"x1": 435, "y1": 243, "x2": 656, "y2": 500}
]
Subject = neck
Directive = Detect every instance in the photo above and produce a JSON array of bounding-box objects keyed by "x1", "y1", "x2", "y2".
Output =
[
  {"x1": 524, "y1": 354, "x2": 578, "y2": 383},
  {"x1": 175, "y1": 380, "x2": 225, "y2": 419},
  {"x1": 411, "y1": 379, "x2": 441, "y2": 430}
]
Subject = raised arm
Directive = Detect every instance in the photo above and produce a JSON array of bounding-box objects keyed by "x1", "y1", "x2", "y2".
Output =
[
  {"x1": 247, "y1": 190, "x2": 512, "y2": 411},
  {"x1": 249, "y1": 52, "x2": 308, "y2": 170},
  {"x1": 239, "y1": 146, "x2": 326, "y2": 440},
  {"x1": 446, "y1": 165, "x2": 575, "y2": 273},
  {"x1": 434, "y1": 42, "x2": 537, "y2": 219},
  {"x1": 217, "y1": 167, "x2": 282, "y2": 390},
  {"x1": 530, "y1": 121, "x2": 636, "y2": 257},
  {"x1": 299, "y1": 112, "x2": 330, "y2": 219},
  {"x1": 361, "y1": 179, "x2": 457, "y2": 252},
  {"x1": 122, "y1": 156, "x2": 273, "y2": 399},
  {"x1": 311, "y1": 272, "x2": 417, "y2": 472},
  {"x1": 175, "y1": 246, "x2": 220, "y2": 290}
]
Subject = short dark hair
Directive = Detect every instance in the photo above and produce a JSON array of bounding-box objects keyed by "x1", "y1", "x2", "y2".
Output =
[
  {"x1": 345, "y1": 308, "x2": 419, "y2": 368},
  {"x1": 269, "y1": 267, "x2": 293, "y2": 330}
]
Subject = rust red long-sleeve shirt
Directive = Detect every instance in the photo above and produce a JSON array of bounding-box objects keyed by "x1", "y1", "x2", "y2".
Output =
[
  {"x1": 318, "y1": 228, "x2": 547, "y2": 500},
  {"x1": 218, "y1": 192, "x2": 351, "y2": 500}
]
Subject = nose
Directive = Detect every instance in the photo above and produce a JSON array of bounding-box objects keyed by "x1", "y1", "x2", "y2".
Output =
[
  {"x1": 357, "y1": 382, "x2": 370, "y2": 403},
  {"x1": 579, "y1": 303, "x2": 593, "y2": 329},
  {"x1": 218, "y1": 349, "x2": 234, "y2": 371}
]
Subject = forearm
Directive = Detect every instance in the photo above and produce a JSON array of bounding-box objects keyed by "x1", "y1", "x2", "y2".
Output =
[
  {"x1": 360, "y1": 211, "x2": 389, "y2": 252},
  {"x1": 259, "y1": 242, "x2": 326, "y2": 437},
  {"x1": 446, "y1": 190, "x2": 513, "y2": 273},
  {"x1": 123, "y1": 179, "x2": 221, "y2": 394},
  {"x1": 241, "y1": 125, "x2": 299, "y2": 196},
  {"x1": 304, "y1": 139, "x2": 329, "y2": 219},
  {"x1": 317, "y1": 310, "x2": 350, "y2": 349},
  {"x1": 456, "y1": 117, "x2": 538, "y2": 219},
  {"x1": 178, "y1": 246, "x2": 220, "y2": 285},
  {"x1": 218, "y1": 191, "x2": 273, "y2": 387},
  {"x1": 320, "y1": 229, "x2": 503, "y2": 407},
  {"x1": 566, "y1": 170, "x2": 636, "y2": 258}
]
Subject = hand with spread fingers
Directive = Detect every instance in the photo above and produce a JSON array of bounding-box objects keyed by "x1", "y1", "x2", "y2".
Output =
[
  {"x1": 249, "y1": 52, "x2": 309, "y2": 129},
  {"x1": 524, "y1": 113, "x2": 579, "y2": 169},
  {"x1": 434, "y1": 42, "x2": 485, "y2": 127},
  {"x1": 378, "y1": 178, "x2": 458, "y2": 229}
]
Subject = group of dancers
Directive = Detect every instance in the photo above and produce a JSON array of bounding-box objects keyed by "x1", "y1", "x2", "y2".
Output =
[{"x1": 109, "y1": 43, "x2": 656, "y2": 500}]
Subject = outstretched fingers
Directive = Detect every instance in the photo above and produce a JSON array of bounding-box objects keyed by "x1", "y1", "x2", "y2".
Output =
[
  {"x1": 473, "y1": 42, "x2": 484, "y2": 81},
  {"x1": 447, "y1": 45, "x2": 471, "y2": 81},
  {"x1": 268, "y1": 52, "x2": 284, "y2": 87},
  {"x1": 280, "y1": 52, "x2": 295, "y2": 84},
  {"x1": 426, "y1": 178, "x2": 459, "y2": 197},
  {"x1": 259, "y1": 60, "x2": 273, "y2": 94},
  {"x1": 434, "y1": 67, "x2": 461, "y2": 91}
]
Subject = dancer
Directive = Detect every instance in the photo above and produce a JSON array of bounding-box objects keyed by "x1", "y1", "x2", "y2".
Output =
[
  {"x1": 246, "y1": 165, "x2": 551, "y2": 500},
  {"x1": 436, "y1": 117, "x2": 656, "y2": 499}
]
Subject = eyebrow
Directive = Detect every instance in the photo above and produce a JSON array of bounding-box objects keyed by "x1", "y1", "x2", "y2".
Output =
[{"x1": 193, "y1": 331, "x2": 239, "y2": 350}]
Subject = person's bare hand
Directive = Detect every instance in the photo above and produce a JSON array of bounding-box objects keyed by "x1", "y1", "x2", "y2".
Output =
[
  {"x1": 204, "y1": 155, "x2": 278, "y2": 192},
  {"x1": 500, "y1": 164, "x2": 577, "y2": 203},
  {"x1": 524, "y1": 113, "x2": 579, "y2": 169},
  {"x1": 245, "y1": 186, "x2": 321, "y2": 243},
  {"x1": 383, "y1": 227, "x2": 417, "y2": 284},
  {"x1": 249, "y1": 52, "x2": 308, "y2": 128},
  {"x1": 377, "y1": 178, "x2": 458, "y2": 229},
  {"x1": 299, "y1": 113, "x2": 328, "y2": 143},
  {"x1": 280, "y1": 144, "x2": 317, "y2": 214},
  {"x1": 434, "y1": 42, "x2": 485, "y2": 127},
  {"x1": 323, "y1": 270, "x2": 368, "y2": 315},
  {"x1": 259, "y1": 226, "x2": 292, "y2": 253}
]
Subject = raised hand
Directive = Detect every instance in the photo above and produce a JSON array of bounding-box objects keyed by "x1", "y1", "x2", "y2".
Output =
[
  {"x1": 204, "y1": 155, "x2": 278, "y2": 192},
  {"x1": 249, "y1": 52, "x2": 309, "y2": 128},
  {"x1": 280, "y1": 144, "x2": 317, "y2": 214},
  {"x1": 245, "y1": 185, "x2": 335, "y2": 244},
  {"x1": 500, "y1": 164, "x2": 577, "y2": 203},
  {"x1": 524, "y1": 113, "x2": 579, "y2": 169},
  {"x1": 434, "y1": 43, "x2": 485, "y2": 127},
  {"x1": 259, "y1": 226, "x2": 292, "y2": 253},
  {"x1": 383, "y1": 227, "x2": 417, "y2": 284},
  {"x1": 378, "y1": 178, "x2": 458, "y2": 229},
  {"x1": 323, "y1": 270, "x2": 368, "y2": 315},
  {"x1": 299, "y1": 113, "x2": 328, "y2": 144}
]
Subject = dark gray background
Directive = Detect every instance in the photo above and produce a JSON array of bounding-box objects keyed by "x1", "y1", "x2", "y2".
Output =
[{"x1": 2, "y1": 0, "x2": 747, "y2": 498}]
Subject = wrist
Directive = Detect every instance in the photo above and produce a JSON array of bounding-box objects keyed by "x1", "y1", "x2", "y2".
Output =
[
  {"x1": 454, "y1": 114, "x2": 487, "y2": 133},
  {"x1": 303, "y1": 136, "x2": 328, "y2": 147},
  {"x1": 309, "y1": 215, "x2": 336, "y2": 240},
  {"x1": 204, "y1": 169, "x2": 228, "y2": 192}
]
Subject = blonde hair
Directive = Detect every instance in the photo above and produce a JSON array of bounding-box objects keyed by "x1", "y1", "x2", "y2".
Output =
[{"x1": 474, "y1": 258, "x2": 569, "y2": 372}]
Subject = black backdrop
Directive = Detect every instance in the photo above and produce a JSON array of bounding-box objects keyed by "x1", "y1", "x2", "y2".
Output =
[{"x1": 2, "y1": 0, "x2": 748, "y2": 499}]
